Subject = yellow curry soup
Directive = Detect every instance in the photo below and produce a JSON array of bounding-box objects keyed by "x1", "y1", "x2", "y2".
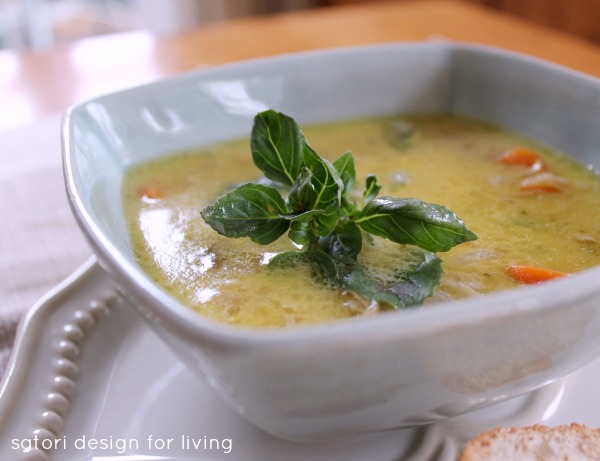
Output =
[{"x1": 122, "y1": 114, "x2": 600, "y2": 327}]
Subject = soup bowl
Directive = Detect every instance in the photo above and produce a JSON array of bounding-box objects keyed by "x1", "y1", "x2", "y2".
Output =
[{"x1": 63, "y1": 42, "x2": 600, "y2": 441}]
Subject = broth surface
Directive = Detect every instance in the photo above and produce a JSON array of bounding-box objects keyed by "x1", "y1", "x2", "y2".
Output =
[{"x1": 122, "y1": 114, "x2": 600, "y2": 327}]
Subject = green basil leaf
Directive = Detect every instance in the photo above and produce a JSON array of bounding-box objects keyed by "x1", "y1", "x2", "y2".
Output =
[
  {"x1": 341, "y1": 199, "x2": 358, "y2": 218},
  {"x1": 288, "y1": 167, "x2": 314, "y2": 213},
  {"x1": 333, "y1": 151, "x2": 356, "y2": 196},
  {"x1": 284, "y1": 210, "x2": 322, "y2": 223},
  {"x1": 363, "y1": 174, "x2": 382, "y2": 205},
  {"x1": 268, "y1": 250, "x2": 308, "y2": 271},
  {"x1": 319, "y1": 221, "x2": 362, "y2": 264},
  {"x1": 287, "y1": 160, "x2": 344, "y2": 228},
  {"x1": 288, "y1": 221, "x2": 312, "y2": 245},
  {"x1": 201, "y1": 183, "x2": 290, "y2": 245},
  {"x1": 334, "y1": 151, "x2": 358, "y2": 216},
  {"x1": 203, "y1": 110, "x2": 479, "y2": 309},
  {"x1": 356, "y1": 197, "x2": 478, "y2": 252},
  {"x1": 250, "y1": 110, "x2": 304, "y2": 186},
  {"x1": 345, "y1": 251, "x2": 442, "y2": 309},
  {"x1": 302, "y1": 144, "x2": 343, "y2": 236},
  {"x1": 311, "y1": 249, "x2": 346, "y2": 285}
]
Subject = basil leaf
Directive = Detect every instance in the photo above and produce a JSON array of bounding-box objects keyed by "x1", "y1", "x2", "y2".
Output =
[
  {"x1": 284, "y1": 210, "x2": 322, "y2": 223},
  {"x1": 345, "y1": 251, "x2": 442, "y2": 309},
  {"x1": 287, "y1": 167, "x2": 331, "y2": 230},
  {"x1": 363, "y1": 174, "x2": 382, "y2": 205},
  {"x1": 334, "y1": 151, "x2": 358, "y2": 216},
  {"x1": 333, "y1": 151, "x2": 356, "y2": 196},
  {"x1": 288, "y1": 167, "x2": 314, "y2": 213},
  {"x1": 203, "y1": 110, "x2": 479, "y2": 309},
  {"x1": 319, "y1": 221, "x2": 362, "y2": 264},
  {"x1": 311, "y1": 240, "x2": 442, "y2": 309},
  {"x1": 311, "y1": 249, "x2": 346, "y2": 285},
  {"x1": 288, "y1": 221, "x2": 312, "y2": 245},
  {"x1": 356, "y1": 197, "x2": 478, "y2": 252},
  {"x1": 250, "y1": 110, "x2": 304, "y2": 186},
  {"x1": 302, "y1": 144, "x2": 343, "y2": 236},
  {"x1": 269, "y1": 250, "x2": 308, "y2": 270},
  {"x1": 201, "y1": 183, "x2": 290, "y2": 244}
]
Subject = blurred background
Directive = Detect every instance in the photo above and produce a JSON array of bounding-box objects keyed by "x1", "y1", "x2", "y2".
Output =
[
  {"x1": 1, "y1": 0, "x2": 599, "y2": 52},
  {"x1": 0, "y1": 0, "x2": 317, "y2": 50}
]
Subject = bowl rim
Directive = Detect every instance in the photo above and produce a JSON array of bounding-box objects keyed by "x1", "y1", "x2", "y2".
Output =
[{"x1": 62, "y1": 40, "x2": 600, "y2": 347}]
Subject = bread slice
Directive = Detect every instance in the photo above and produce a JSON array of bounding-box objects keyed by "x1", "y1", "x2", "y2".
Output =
[{"x1": 460, "y1": 424, "x2": 600, "y2": 460}]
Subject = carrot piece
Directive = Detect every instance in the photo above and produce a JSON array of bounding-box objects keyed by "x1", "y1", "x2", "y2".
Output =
[
  {"x1": 506, "y1": 265, "x2": 567, "y2": 284},
  {"x1": 140, "y1": 186, "x2": 163, "y2": 200},
  {"x1": 498, "y1": 147, "x2": 544, "y2": 170},
  {"x1": 519, "y1": 172, "x2": 566, "y2": 193}
]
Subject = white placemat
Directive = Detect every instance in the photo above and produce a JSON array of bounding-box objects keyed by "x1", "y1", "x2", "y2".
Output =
[{"x1": 0, "y1": 115, "x2": 92, "y2": 376}]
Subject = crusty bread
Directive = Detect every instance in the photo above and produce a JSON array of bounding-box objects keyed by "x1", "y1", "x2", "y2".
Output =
[{"x1": 460, "y1": 424, "x2": 600, "y2": 461}]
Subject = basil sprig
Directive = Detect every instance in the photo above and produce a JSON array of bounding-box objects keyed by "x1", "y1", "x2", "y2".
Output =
[{"x1": 201, "y1": 110, "x2": 478, "y2": 309}]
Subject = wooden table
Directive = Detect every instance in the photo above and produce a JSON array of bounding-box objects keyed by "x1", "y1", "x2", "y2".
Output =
[{"x1": 3, "y1": 0, "x2": 600, "y2": 133}]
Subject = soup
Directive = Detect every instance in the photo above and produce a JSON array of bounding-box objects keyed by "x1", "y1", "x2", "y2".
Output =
[{"x1": 122, "y1": 114, "x2": 600, "y2": 327}]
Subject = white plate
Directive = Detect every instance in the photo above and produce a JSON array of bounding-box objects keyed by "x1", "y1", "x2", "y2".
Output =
[{"x1": 1, "y1": 260, "x2": 600, "y2": 461}]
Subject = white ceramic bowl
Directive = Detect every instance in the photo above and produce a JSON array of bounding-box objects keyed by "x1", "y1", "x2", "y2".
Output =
[{"x1": 63, "y1": 42, "x2": 600, "y2": 441}]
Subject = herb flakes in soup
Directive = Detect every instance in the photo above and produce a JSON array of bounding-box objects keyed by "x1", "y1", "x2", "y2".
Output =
[{"x1": 122, "y1": 112, "x2": 600, "y2": 328}]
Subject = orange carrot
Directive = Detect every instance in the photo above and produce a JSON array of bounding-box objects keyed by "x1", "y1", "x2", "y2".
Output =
[
  {"x1": 519, "y1": 172, "x2": 566, "y2": 193},
  {"x1": 140, "y1": 186, "x2": 163, "y2": 200},
  {"x1": 506, "y1": 265, "x2": 567, "y2": 284},
  {"x1": 498, "y1": 147, "x2": 544, "y2": 170}
]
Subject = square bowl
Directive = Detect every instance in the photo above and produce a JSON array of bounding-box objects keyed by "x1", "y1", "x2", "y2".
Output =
[{"x1": 63, "y1": 42, "x2": 600, "y2": 441}]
